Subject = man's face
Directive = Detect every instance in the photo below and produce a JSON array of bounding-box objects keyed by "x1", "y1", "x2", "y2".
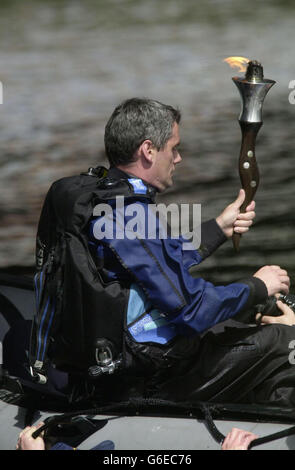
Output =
[{"x1": 152, "y1": 122, "x2": 182, "y2": 192}]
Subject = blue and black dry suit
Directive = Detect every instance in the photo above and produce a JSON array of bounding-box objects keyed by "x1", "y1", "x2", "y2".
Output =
[{"x1": 89, "y1": 167, "x2": 295, "y2": 406}]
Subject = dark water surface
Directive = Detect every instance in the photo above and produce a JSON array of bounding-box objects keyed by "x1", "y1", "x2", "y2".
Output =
[{"x1": 0, "y1": 0, "x2": 295, "y2": 285}]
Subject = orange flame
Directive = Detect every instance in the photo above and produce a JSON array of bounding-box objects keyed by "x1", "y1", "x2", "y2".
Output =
[{"x1": 223, "y1": 56, "x2": 250, "y2": 73}]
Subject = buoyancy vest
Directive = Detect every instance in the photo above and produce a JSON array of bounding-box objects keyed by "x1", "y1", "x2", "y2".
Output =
[{"x1": 29, "y1": 166, "x2": 156, "y2": 384}]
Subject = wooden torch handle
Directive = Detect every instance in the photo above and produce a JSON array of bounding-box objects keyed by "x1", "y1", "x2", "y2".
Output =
[{"x1": 232, "y1": 121, "x2": 262, "y2": 252}]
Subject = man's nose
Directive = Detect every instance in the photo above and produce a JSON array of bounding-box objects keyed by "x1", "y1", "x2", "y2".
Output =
[{"x1": 174, "y1": 152, "x2": 182, "y2": 163}]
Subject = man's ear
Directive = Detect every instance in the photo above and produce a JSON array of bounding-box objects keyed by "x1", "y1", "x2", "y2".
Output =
[{"x1": 140, "y1": 139, "x2": 156, "y2": 163}]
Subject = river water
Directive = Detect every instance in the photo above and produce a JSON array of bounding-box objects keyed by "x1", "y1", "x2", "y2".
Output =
[{"x1": 0, "y1": 0, "x2": 295, "y2": 285}]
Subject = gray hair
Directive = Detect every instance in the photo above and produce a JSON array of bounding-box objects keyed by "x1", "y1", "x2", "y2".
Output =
[{"x1": 104, "y1": 97, "x2": 181, "y2": 167}]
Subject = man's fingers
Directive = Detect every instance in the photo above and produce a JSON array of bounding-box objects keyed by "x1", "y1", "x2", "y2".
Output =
[
  {"x1": 260, "y1": 315, "x2": 281, "y2": 324},
  {"x1": 222, "y1": 428, "x2": 258, "y2": 450},
  {"x1": 35, "y1": 422, "x2": 45, "y2": 438},
  {"x1": 280, "y1": 270, "x2": 288, "y2": 277},
  {"x1": 280, "y1": 276, "x2": 290, "y2": 286},
  {"x1": 234, "y1": 226, "x2": 251, "y2": 234},
  {"x1": 19, "y1": 427, "x2": 31, "y2": 438},
  {"x1": 233, "y1": 218, "x2": 253, "y2": 233},
  {"x1": 234, "y1": 189, "x2": 245, "y2": 208},
  {"x1": 270, "y1": 266, "x2": 287, "y2": 274},
  {"x1": 281, "y1": 284, "x2": 290, "y2": 294},
  {"x1": 245, "y1": 200, "x2": 256, "y2": 212},
  {"x1": 236, "y1": 211, "x2": 255, "y2": 221},
  {"x1": 235, "y1": 206, "x2": 256, "y2": 233},
  {"x1": 268, "y1": 266, "x2": 290, "y2": 283},
  {"x1": 280, "y1": 283, "x2": 290, "y2": 294},
  {"x1": 244, "y1": 434, "x2": 259, "y2": 448},
  {"x1": 234, "y1": 192, "x2": 255, "y2": 212},
  {"x1": 260, "y1": 301, "x2": 295, "y2": 326},
  {"x1": 255, "y1": 313, "x2": 262, "y2": 323},
  {"x1": 36, "y1": 422, "x2": 45, "y2": 429},
  {"x1": 234, "y1": 219, "x2": 253, "y2": 227},
  {"x1": 277, "y1": 300, "x2": 292, "y2": 313}
]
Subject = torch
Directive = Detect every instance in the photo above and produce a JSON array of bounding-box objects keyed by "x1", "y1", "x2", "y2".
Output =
[{"x1": 224, "y1": 57, "x2": 276, "y2": 252}]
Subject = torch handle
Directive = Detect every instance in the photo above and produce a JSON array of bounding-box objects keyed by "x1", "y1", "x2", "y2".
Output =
[{"x1": 232, "y1": 121, "x2": 262, "y2": 252}]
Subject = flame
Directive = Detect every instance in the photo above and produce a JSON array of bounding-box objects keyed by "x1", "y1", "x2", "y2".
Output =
[{"x1": 223, "y1": 56, "x2": 250, "y2": 73}]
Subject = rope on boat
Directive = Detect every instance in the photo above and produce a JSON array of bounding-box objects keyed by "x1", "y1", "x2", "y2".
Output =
[
  {"x1": 26, "y1": 397, "x2": 295, "y2": 449},
  {"x1": 201, "y1": 403, "x2": 295, "y2": 449}
]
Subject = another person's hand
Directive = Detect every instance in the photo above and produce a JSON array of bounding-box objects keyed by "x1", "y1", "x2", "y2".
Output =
[
  {"x1": 256, "y1": 297, "x2": 295, "y2": 326},
  {"x1": 16, "y1": 422, "x2": 45, "y2": 450},
  {"x1": 253, "y1": 265, "x2": 290, "y2": 296},
  {"x1": 221, "y1": 427, "x2": 258, "y2": 450},
  {"x1": 216, "y1": 189, "x2": 255, "y2": 238}
]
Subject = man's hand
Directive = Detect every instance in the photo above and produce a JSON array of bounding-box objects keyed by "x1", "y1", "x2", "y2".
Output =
[
  {"x1": 256, "y1": 298, "x2": 295, "y2": 326},
  {"x1": 253, "y1": 265, "x2": 290, "y2": 296},
  {"x1": 221, "y1": 427, "x2": 258, "y2": 450},
  {"x1": 216, "y1": 189, "x2": 255, "y2": 238},
  {"x1": 16, "y1": 422, "x2": 45, "y2": 450}
]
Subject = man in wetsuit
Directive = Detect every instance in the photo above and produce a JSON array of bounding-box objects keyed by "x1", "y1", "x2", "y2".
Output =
[{"x1": 89, "y1": 97, "x2": 295, "y2": 407}]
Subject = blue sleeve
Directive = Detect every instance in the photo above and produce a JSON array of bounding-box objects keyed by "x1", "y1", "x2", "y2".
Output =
[{"x1": 90, "y1": 201, "x2": 267, "y2": 333}]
